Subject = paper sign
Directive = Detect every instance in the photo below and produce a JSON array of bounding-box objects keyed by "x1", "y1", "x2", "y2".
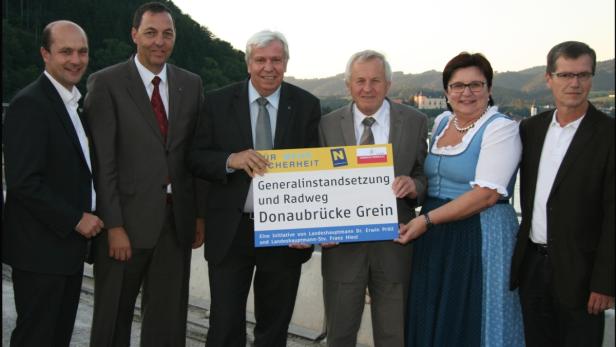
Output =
[{"x1": 253, "y1": 144, "x2": 398, "y2": 247}]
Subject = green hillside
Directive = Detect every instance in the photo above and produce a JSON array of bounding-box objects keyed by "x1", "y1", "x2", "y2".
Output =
[{"x1": 2, "y1": 0, "x2": 247, "y2": 102}]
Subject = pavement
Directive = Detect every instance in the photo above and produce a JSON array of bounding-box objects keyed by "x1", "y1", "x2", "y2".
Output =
[
  {"x1": 2, "y1": 264, "x2": 324, "y2": 347},
  {"x1": 3, "y1": 263, "x2": 614, "y2": 347}
]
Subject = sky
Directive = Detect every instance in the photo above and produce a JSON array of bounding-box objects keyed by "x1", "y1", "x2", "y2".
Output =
[{"x1": 173, "y1": 0, "x2": 615, "y2": 79}]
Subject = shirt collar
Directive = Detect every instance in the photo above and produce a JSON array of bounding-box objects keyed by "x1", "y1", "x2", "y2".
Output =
[
  {"x1": 44, "y1": 70, "x2": 81, "y2": 108},
  {"x1": 353, "y1": 99, "x2": 390, "y2": 125},
  {"x1": 551, "y1": 109, "x2": 585, "y2": 129},
  {"x1": 248, "y1": 79, "x2": 281, "y2": 108},
  {"x1": 134, "y1": 56, "x2": 168, "y2": 87}
]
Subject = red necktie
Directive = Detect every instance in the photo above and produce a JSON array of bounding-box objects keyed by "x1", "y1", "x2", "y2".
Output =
[{"x1": 151, "y1": 76, "x2": 168, "y2": 142}]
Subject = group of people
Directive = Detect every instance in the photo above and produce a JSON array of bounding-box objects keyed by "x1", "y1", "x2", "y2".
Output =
[{"x1": 1, "y1": 1, "x2": 613, "y2": 347}]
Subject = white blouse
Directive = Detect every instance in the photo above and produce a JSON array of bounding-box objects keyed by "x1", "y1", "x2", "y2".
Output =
[{"x1": 430, "y1": 106, "x2": 522, "y2": 197}]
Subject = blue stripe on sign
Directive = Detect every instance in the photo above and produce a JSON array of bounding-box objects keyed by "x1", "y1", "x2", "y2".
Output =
[{"x1": 254, "y1": 223, "x2": 399, "y2": 247}]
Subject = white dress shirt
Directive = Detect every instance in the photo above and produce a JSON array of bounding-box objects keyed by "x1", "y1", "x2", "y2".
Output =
[
  {"x1": 243, "y1": 80, "x2": 282, "y2": 212},
  {"x1": 44, "y1": 70, "x2": 96, "y2": 211},
  {"x1": 248, "y1": 80, "x2": 280, "y2": 147},
  {"x1": 353, "y1": 100, "x2": 390, "y2": 145},
  {"x1": 134, "y1": 56, "x2": 170, "y2": 117},
  {"x1": 530, "y1": 110, "x2": 584, "y2": 244}
]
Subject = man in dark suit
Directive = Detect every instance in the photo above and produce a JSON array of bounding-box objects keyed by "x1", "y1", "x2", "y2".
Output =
[
  {"x1": 510, "y1": 41, "x2": 614, "y2": 347},
  {"x1": 2, "y1": 20, "x2": 104, "y2": 346},
  {"x1": 84, "y1": 2, "x2": 205, "y2": 346},
  {"x1": 319, "y1": 50, "x2": 427, "y2": 347},
  {"x1": 188, "y1": 30, "x2": 321, "y2": 347}
]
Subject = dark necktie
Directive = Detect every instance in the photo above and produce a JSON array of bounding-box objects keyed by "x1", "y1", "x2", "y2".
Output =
[
  {"x1": 255, "y1": 97, "x2": 273, "y2": 150},
  {"x1": 360, "y1": 117, "x2": 376, "y2": 145},
  {"x1": 151, "y1": 76, "x2": 168, "y2": 142}
]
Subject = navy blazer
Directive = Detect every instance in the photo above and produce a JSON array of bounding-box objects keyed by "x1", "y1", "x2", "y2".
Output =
[
  {"x1": 188, "y1": 80, "x2": 321, "y2": 265},
  {"x1": 2, "y1": 74, "x2": 94, "y2": 275}
]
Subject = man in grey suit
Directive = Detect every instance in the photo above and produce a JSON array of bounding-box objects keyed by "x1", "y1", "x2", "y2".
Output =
[
  {"x1": 84, "y1": 2, "x2": 205, "y2": 346},
  {"x1": 319, "y1": 50, "x2": 428, "y2": 347}
]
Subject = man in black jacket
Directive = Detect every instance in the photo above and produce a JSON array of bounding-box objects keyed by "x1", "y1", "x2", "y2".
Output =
[
  {"x1": 188, "y1": 30, "x2": 321, "y2": 347},
  {"x1": 511, "y1": 41, "x2": 614, "y2": 347},
  {"x1": 2, "y1": 20, "x2": 103, "y2": 346}
]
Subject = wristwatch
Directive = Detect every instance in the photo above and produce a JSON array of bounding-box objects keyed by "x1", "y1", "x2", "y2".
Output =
[{"x1": 423, "y1": 213, "x2": 434, "y2": 229}]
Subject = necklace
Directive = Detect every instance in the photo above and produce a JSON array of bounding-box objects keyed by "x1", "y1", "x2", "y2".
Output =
[
  {"x1": 452, "y1": 107, "x2": 490, "y2": 133},
  {"x1": 452, "y1": 116, "x2": 477, "y2": 133}
]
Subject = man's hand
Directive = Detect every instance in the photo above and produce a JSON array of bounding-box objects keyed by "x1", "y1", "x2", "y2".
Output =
[
  {"x1": 193, "y1": 218, "x2": 205, "y2": 249},
  {"x1": 319, "y1": 242, "x2": 339, "y2": 249},
  {"x1": 75, "y1": 212, "x2": 104, "y2": 239},
  {"x1": 108, "y1": 227, "x2": 132, "y2": 261},
  {"x1": 228, "y1": 149, "x2": 270, "y2": 177},
  {"x1": 289, "y1": 243, "x2": 312, "y2": 249},
  {"x1": 587, "y1": 292, "x2": 615, "y2": 315},
  {"x1": 392, "y1": 175, "x2": 417, "y2": 199}
]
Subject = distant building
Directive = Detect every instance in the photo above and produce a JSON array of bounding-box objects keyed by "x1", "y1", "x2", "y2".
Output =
[
  {"x1": 412, "y1": 92, "x2": 447, "y2": 110},
  {"x1": 530, "y1": 103, "x2": 538, "y2": 116}
]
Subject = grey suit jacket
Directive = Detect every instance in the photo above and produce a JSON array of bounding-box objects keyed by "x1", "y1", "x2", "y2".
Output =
[
  {"x1": 319, "y1": 100, "x2": 428, "y2": 282},
  {"x1": 84, "y1": 58, "x2": 205, "y2": 248}
]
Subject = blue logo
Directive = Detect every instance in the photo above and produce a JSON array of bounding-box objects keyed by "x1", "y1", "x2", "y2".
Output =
[{"x1": 330, "y1": 148, "x2": 348, "y2": 167}]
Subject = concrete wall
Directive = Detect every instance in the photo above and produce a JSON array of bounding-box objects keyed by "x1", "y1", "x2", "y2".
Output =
[
  {"x1": 187, "y1": 249, "x2": 375, "y2": 345},
  {"x1": 85, "y1": 248, "x2": 614, "y2": 347}
]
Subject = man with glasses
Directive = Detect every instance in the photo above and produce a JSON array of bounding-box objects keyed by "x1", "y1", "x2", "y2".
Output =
[{"x1": 511, "y1": 41, "x2": 614, "y2": 347}]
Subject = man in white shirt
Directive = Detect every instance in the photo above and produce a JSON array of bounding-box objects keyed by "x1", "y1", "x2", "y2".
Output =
[
  {"x1": 318, "y1": 50, "x2": 428, "y2": 347},
  {"x1": 2, "y1": 20, "x2": 103, "y2": 346},
  {"x1": 511, "y1": 41, "x2": 614, "y2": 347}
]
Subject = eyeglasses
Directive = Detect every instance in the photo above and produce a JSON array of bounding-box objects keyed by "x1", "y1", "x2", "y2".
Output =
[
  {"x1": 550, "y1": 72, "x2": 593, "y2": 81},
  {"x1": 448, "y1": 81, "x2": 486, "y2": 94}
]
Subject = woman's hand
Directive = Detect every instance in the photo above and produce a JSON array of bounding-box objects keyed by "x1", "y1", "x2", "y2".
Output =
[{"x1": 395, "y1": 216, "x2": 428, "y2": 244}]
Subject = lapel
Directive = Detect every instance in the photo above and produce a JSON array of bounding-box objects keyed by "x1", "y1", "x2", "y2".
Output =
[
  {"x1": 549, "y1": 105, "x2": 598, "y2": 197},
  {"x1": 40, "y1": 74, "x2": 89, "y2": 171},
  {"x1": 527, "y1": 112, "x2": 552, "y2": 174},
  {"x1": 386, "y1": 99, "x2": 404, "y2": 163},
  {"x1": 166, "y1": 64, "x2": 182, "y2": 149},
  {"x1": 123, "y1": 58, "x2": 165, "y2": 145},
  {"x1": 274, "y1": 82, "x2": 292, "y2": 148},
  {"x1": 388, "y1": 99, "x2": 403, "y2": 146},
  {"x1": 523, "y1": 112, "x2": 552, "y2": 208},
  {"x1": 339, "y1": 103, "x2": 356, "y2": 145},
  {"x1": 231, "y1": 80, "x2": 253, "y2": 149}
]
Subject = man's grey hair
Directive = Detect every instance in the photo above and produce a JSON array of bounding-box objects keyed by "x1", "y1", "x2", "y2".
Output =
[
  {"x1": 245, "y1": 30, "x2": 289, "y2": 65},
  {"x1": 344, "y1": 50, "x2": 392, "y2": 83}
]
